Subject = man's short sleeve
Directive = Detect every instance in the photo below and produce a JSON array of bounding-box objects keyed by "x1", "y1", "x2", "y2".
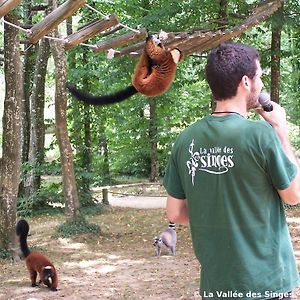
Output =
[
  {"x1": 163, "y1": 152, "x2": 186, "y2": 199},
  {"x1": 265, "y1": 130, "x2": 297, "y2": 190}
]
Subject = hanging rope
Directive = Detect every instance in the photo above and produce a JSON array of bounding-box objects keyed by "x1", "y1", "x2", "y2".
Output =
[
  {"x1": 84, "y1": 2, "x2": 140, "y2": 34},
  {"x1": 1, "y1": 17, "x2": 30, "y2": 34},
  {"x1": 0, "y1": 17, "x2": 95, "y2": 50},
  {"x1": 1, "y1": 1, "x2": 142, "y2": 53},
  {"x1": 0, "y1": 1, "x2": 165, "y2": 57},
  {"x1": 84, "y1": 3, "x2": 108, "y2": 19}
]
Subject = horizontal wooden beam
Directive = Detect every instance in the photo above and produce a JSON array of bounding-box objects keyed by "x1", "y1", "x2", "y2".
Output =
[
  {"x1": 185, "y1": 0, "x2": 283, "y2": 55},
  {"x1": 114, "y1": 32, "x2": 179, "y2": 57},
  {"x1": 27, "y1": 0, "x2": 86, "y2": 44},
  {"x1": 0, "y1": 0, "x2": 21, "y2": 18},
  {"x1": 31, "y1": 5, "x2": 49, "y2": 12},
  {"x1": 101, "y1": 24, "x2": 123, "y2": 37},
  {"x1": 93, "y1": 28, "x2": 148, "y2": 53},
  {"x1": 114, "y1": 40, "x2": 145, "y2": 57},
  {"x1": 65, "y1": 14, "x2": 119, "y2": 50}
]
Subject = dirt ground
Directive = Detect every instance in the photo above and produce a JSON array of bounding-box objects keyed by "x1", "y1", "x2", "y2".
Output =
[{"x1": 0, "y1": 204, "x2": 299, "y2": 300}]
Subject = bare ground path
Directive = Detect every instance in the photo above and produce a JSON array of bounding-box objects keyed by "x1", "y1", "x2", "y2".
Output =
[{"x1": 0, "y1": 203, "x2": 299, "y2": 300}]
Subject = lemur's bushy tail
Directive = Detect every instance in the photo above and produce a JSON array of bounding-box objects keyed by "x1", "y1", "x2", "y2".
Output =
[
  {"x1": 66, "y1": 84, "x2": 138, "y2": 106},
  {"x1": 16, "y1": 219, "x2": 31, "y2": 258}
]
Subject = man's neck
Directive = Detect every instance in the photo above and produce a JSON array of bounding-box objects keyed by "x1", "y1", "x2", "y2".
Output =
[{"x1": 212, "y1": 97, "x2": 247, "y2": 117}]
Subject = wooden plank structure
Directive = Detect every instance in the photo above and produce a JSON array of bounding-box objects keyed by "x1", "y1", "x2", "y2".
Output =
[
  {"x1": 93, "y1": 28, "x2": 148, "y2": 53},
  {"x1": 181, "y1": 0, "x2": 283, "y2": 55},
  {"x1": 64, "y1": 14, "x2": 120, "y2": 50},
  {"x1": 27, "y1": 0, "x2": 86, "y2": 44},
  {"x1": 0, "y1": 0, "x2": 21, "y2": 18},
  {"x1": 96, "y1": 0, "x2": 283, "y2": 57},
  {"x1": 0, "y1": 0, "x2": 283, "y2": 59}
]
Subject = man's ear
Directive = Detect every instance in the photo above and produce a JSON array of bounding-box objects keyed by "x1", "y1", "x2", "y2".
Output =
[{"x1": 242, "y1": 75, "x2": 251, "y2": 91}]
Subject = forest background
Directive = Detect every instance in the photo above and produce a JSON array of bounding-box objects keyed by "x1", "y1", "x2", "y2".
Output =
[{"x1": 0, "y1": 0, "x2": 299, "y2": 255}]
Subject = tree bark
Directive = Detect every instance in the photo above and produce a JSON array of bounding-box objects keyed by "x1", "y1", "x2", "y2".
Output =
[
  {"x1": 19, "y1": 0, "x2": 37, "y2": 197},
  {"x1": 149, "y1": 98, "x2": 159, "y2": 182},
  {"x1": 98, "y1": 119, "x2": 111, "y2": 184},
  {"x1": 24, "y1": 38, "x2": 50, "y2": 197},
  {"x1": 49, "y1": 0, "x2": 80, "y2": 220},
  {"x1": 0, "y1": 13, "x2": 23, "y2": 257},
  {"x1": 270, "y1": 6, "x2": 283, "y2": 104}
]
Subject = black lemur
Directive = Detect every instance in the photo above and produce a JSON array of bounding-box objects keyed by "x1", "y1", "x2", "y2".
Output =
[
  {"x1": 67, "y1": 34, "x2": 183, "y2": 106},
  {"x1": 16, "y1": 219, "x2": 58, "y2": 291}
]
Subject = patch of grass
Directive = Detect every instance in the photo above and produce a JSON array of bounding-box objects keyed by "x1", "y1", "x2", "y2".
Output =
[
  {"x1": 80, "y1": 203, "x2": 105, "y2": 215},
  {"x1": 55, "y1": 215, "x2": 100, "y2": 238}
]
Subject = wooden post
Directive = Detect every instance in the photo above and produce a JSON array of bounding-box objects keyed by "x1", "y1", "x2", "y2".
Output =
[
  {"x1": 0, "y1": 0, "x2": 21, "y2": 18},
  {"x1": 93, "y1": 28, "x2": 148, "y2": 53},
  {"x1": 102, "y1": 188, "x2": 109, "y2": 205},
  {"x1": 65, "y1": 14, "x2": 119, "y2": 50},
  {"x1": 27, "y1": 0, "x2": 86, "y2": 44}
]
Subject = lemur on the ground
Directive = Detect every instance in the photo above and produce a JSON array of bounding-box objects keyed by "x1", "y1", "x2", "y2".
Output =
[
  {"x1": 16, "y1": 219, "x2": 58, "y2": 291},
  {"x1": 153, "y1": 222, "x2": 177, "y2": 257}
]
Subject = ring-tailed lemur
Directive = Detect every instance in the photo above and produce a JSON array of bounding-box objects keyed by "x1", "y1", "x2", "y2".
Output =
[{"x1": 153, "y1": 222, "x2": 177, "y2": 257}]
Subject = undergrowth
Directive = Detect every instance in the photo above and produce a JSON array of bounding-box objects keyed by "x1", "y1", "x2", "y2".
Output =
[{"x1": 55, "y1": 215, "x2": 100, "y2": 238}]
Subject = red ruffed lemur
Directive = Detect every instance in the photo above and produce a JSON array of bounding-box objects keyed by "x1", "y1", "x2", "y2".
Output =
[
  {"x1": 16, "y1": 219, "x2": 58, "y2": 291},
  {"x1": 67, "y1": 34, "x2": 183, "y2": 105}
]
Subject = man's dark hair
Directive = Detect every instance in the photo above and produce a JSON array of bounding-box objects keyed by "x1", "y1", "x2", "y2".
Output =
[{"x1": 205, "y1": 43, "x2": 260, "y2": 100}]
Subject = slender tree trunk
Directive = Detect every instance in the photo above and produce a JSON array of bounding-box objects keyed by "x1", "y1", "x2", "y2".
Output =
[
  {"x1": 0, "y1": 14, "x2": 23, "y2": 257},
  {"x1": 98, "y1": 119, "x2": 111, "y2": 184},
  {"x1": 270, "y1": 6, "x2": 283, "y2": 104},
  {"x1": 24, "y1": 38, "x2": 50, "y2": 197},
  {"x1": 81, "y1": 53, "x2": 92, "y2": 202},
  {"x1": 210, "y1": 0, "x2": 228, "y2": 112},
  {"x1": 49, "y1": 0, "x2": 80, "y2": 220},
  {"x1": 149, "y1": 98, "x2": 159, "y2": 182},
  {"x1": 19, "y1": 0, "x2": 37, "y2": 197},
  {"x1": 66, "y1": 19, "x2": 93, "y2": 204},
  {"x1": 219, "y1": 0, "x2": 228, "y2": 20}
]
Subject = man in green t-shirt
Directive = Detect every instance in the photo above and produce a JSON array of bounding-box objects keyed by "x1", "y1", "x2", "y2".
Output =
[{"x1": 163, "y1": 43, "x2": 300, "y2": 300}]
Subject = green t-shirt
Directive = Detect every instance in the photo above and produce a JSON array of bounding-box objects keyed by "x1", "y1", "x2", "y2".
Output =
[{"x1": 163, "y1": 114, "x2": 299, "y2": 300}]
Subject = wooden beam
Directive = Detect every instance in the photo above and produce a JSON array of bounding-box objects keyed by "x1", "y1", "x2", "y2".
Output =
[
  {"x1": 27, "y1": 0, "x2": 86, "y2": 44},
  {"x1": 114, "y1": 40, "x2": 145, "y2": 57},
  {"x1": 101, "y1": 24, "x2": 123, "y2": 37},
  {"x1": 65, "y1": 14, "x2": 119, "y2": 50},
  {"x1": 114, "y1": 32, "x2": 182, "y2": 58},
  {"x1": 93, "y1": 28, "x2": 148, "y2": 53},
  {"x1": 0, "y1": 0, "x2": 21, "y2": 18},
  {"x1": 185, "y1": 0, "x2": 283, "y2": 55},
  {"x1": 31, "y1": 5, "x2": 49, "y2": 12}
]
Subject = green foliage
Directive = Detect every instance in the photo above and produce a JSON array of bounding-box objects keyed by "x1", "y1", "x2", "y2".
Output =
[
  {"x1": 0, "y1": 249, "x2": 11, "y2": 260},
  {"x1": 81, "y1": 204, "x2": 105, "y2": 216},
  {"x1": 63, "y1": 0, "x2": 300, "y2": 188},
  {"x1": 17, "y1": 182, "x2": 64, "y2": 217},
  {"x1": 55, "y1": 215, "x2": 100, "y2": 238}
]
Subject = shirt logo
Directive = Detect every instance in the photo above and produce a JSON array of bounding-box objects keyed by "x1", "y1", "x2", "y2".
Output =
[{"x1": 186, "y1": 139, "x2": 235, "y2": 185}]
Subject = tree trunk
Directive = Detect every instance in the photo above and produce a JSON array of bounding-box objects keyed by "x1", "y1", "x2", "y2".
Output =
[
  {"x1": 19, "y1": 0, "x2": 37, "y2": 197},
  {"x1": 219, "y1": 0, "x2": 228, "y2": 21},
  {"x1": 149, "y1": 98, "x2": 159, "y2": 182},
  {"x1": 210, "y1": 0, "x2": 228, "y2": 111},
  {"x1": 270, "y1": 6, "x2": 283, "y2": 104},
  {"x1": 66, "y1": 19, "x2": 94, "y2": 205},
  {"x1": 80, "y1": 54, "x2": 93, "y2": 204},
  {"x1": 49, "y1": 0, "x2": 80, "y2": 220},
  {"x1": 98, "y1": 119, "x2": 111, "y2": 184},
  {"x1": 24, "y1": 38, "x2": 50, "y2": 197},
  {"x1": 0, "y1": 14, "x2": 23, "y2": 256}
]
